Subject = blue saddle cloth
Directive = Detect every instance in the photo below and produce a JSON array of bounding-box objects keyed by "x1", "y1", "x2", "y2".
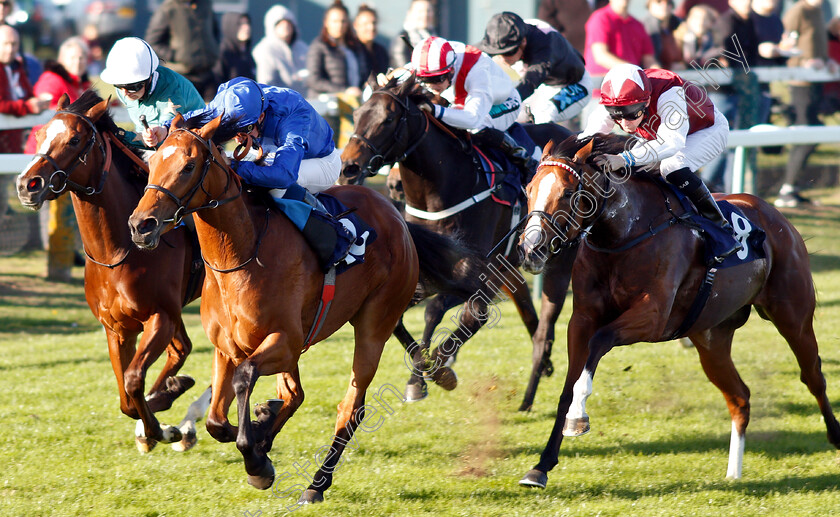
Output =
[
  {"x1": 665, "y1": 181, "x2": 766, "y2": 268},
  {"x1": 473, "y1": 147, "x2": 521, "y2": 206},
  {"x1": 272, "y1": 193, "x2": 377, "y2": 274}
]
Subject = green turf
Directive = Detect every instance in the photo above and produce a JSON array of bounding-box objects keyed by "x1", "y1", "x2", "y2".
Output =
[{"x1": 2, "y1": 193, "x2": 840, "y2": 516}]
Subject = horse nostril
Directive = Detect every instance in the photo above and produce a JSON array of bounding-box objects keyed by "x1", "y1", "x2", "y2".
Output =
[
  {"x1": 137, "y1": 217, "x2": 159, "y2": 236},
  {"x1": 26, "y1": 176, "x2": 44, "y2": 193}
]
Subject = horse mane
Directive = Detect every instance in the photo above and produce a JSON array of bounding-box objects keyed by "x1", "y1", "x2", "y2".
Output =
[
  {"x1": 65, "y1": 89, "x2": 147, "y2": 179},
  {"x1": 549, "y1": 132, "x2": 661, "y2": 180},
  {"x1": 182, "y1": 113, "x2": 244, "y2": 145}
]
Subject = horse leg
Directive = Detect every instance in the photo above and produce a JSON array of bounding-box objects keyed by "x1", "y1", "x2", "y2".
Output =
[
  {"x1": 761, "y1": 300, "x2": 840, "y2": 450},
  {"x1": 415, "y1": 294, "x2": 463, "y2": 392},
  {"x1": 563, "y1": 302, "x2": 669, "y2": 437},
  {"x1": 205, "y1": 348, "x2": 238, "y2": 443},
  {"x1": 427, "y1": 293, "x2": 493, "y2": 391},
  {"x1": 689, "y1": 325, "x2": 751, "y2": 479},
  {"x1": 145, "y1": 318, "x2": 195, "y2": 413},
  {"x1": 105, "y1": 329, "x2": 139, "y2": 419},
  {"x1": 251, "y1": 369, "x2": 304, "y2": 454},
  {"x1": 299, "y1": 318, "x2": 389, "y2": 504},
  {"x1": 392, "y1": 317, "x2": 428, "y2": 402},
  {"x1": 519, "y1": 247, "x2": 575, "y2": 411},
  {"x1": 126, "y1": 314, "x2": 184, "y2": 451},
  {"x1": 520, "y1": 311, "x2": 593, "y2": 488},
  {"x1": 171, "y1": 385, "x2": 211, "y2": 452}
]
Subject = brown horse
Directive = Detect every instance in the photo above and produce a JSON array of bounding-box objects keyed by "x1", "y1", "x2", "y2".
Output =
[
  {"x1": 15, "y1": 91, "x2": 209, "y2": 452},
  {"x1": 340, "y1": 76, "x2": 577, "y2": 410},
  {"x1": 518, "y1": 134, "x2": 840, "y2": 488},
  {"x1": 126, "y1": 112, "x2": 436, "y2": 503}
]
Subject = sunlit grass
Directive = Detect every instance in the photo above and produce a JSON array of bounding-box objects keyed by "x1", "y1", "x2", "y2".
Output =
[{"x1": 1, "y1": 199, "x2": 840, "y2": 516}]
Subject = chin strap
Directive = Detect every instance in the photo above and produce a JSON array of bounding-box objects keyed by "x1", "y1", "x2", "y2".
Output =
[{"x1": 232, "y1": 133, "x2": 265, "y2": 163}]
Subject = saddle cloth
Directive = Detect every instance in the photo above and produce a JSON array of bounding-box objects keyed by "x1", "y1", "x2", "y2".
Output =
[
  {"x1": 271, "y1": 193, "x2": 377, "y2": 274},
  {"x1": 667, "y1": 182, "x2": 766, "y2": 268}
]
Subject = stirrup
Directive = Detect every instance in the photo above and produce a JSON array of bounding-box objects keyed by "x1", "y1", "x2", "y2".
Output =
[{"x1": 714, "y1": 240, "x2": 743, "y2": 263}]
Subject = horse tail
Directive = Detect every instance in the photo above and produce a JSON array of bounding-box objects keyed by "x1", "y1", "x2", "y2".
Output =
[{"x1": 406, "y1": 222, "x2": 487, "y2": 300}]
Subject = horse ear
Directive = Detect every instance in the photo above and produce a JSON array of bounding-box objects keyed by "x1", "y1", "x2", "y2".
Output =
[
  {"x1": 197, "y1": 113, "x2": 223, "y2": 140},
  {"x1": 56, "y1": 93, "x2": 70, "y2": 110},
  {"x1": 542, "y1": 140, "x2": 555, "y2": 158},
  {"x1": 574, "y1": 140, "x2": 594, "y2": 163},
  {"x1": 85, "y1": 97, "x2": 110, "y2": 122},
  {"x1": 171, "y1": 112, "x2": 185, "y2": 130}
]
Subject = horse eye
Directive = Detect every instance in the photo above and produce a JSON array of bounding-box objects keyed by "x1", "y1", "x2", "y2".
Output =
[
  {"x1": 68, "y1": 137, "x2": 80, "y2": 146},
  {"x1": 385, "y1": 115, "x2": 394, "y2": 123},
  {"x1": 183, "y1": 162, "x2": 195, "y2": 173},
  {"x1": 563, "y1": 189, "x2": 574, "y2": 198}
]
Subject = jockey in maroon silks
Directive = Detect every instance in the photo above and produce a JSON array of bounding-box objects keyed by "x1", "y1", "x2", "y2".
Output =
[{"x1": 580, "y1": 63, "x2": 741, "y2": 261}]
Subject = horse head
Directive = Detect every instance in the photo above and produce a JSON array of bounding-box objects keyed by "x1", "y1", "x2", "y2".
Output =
[
  {"x1": 16, "y1": 91, "x2": 110, "y2": 209},
  {"x1": 129, "y1": 112, "x2": 235, "y2": 249},
  {"x1": 519, "y1": 135, "x2": 616, "y2": 274},
  {"x1": 339, "y1": 74, "x2": 432, "y2": 185}
]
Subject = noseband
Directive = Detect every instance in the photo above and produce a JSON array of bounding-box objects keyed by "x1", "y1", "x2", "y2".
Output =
[
  {"x1": 35, "y1": 110, "x2": 107, "y2": 195},
  {"x1": 144, "y1": 127, "x2": 242, "y2": 225},
  {"x1": 348, "y1": 89, "x2": 430, "y2": 175}
]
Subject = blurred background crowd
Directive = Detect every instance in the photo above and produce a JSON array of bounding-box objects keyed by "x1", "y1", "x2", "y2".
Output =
[{"x1": 1, "y1": 0, "x2": 840, "y2": 279}]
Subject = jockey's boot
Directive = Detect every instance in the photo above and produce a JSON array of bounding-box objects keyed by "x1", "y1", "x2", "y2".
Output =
[
  {"x1": 474, "y1": 127, "x2": 538, "y2": 182},
  {"x1": 667, "y1": 168, "x2": 742, "y2": 262}
]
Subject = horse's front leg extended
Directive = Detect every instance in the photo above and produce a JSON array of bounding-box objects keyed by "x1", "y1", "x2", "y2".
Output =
[
  {"x1": 564, "y1": 300, "x2": 668, "y2": 437},
  {"x1": 205, "y1": 348, "x2": 237, "y2": 442},
  {"x1": 145, "y1": 318, "x2": 195, "y2": 413},
  {"x1": 126, "y1": 313, "x2": 183, "y2": 451},
  {"x1": 235, "y1": 332, "x2": 297, "y2": 490}
]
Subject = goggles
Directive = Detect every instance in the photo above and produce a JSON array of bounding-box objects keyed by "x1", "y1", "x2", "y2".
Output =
[
  {"x1": 114, "y1": 80, "x2": 146, "y2": 93},
  {"x1": 606, "y1": 102, "x2": 647, "y2": 121},
  {"x1": 419, "y1": 72, "x2": 452, "y2": 84}
]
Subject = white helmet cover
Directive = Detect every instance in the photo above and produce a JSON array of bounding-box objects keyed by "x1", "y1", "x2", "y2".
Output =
[{"x1": 100, "y1": 37, "x2": 160, "y2": 85}]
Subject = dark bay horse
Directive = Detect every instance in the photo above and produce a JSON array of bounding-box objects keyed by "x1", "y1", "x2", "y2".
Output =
[
  {"x1": 518, "y1": 134, "x2": 840, "y2": 488},
  {"x1": 127, "y1": 112, "x2": 458, "y2": 503},
  {"x1": 340, "y1": 75, "x2": 577, "y2": 410},
  {"x1": 15, "y1": 91, "x2": 209, "y2": 452}
]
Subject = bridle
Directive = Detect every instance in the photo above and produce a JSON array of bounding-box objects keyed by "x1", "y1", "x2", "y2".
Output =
[
  {"x1": 144, "y1": 127, "x2": 242, "y2": 226},
  {"x1": 526, "y1": 159, "x2": 610, "y2": 254},
  {"x1": 348, "y1": 89, "x2": 430, "y2": 175},
  {"x1": 34, "y1": 110, "x2": 107, "y2": 196}
]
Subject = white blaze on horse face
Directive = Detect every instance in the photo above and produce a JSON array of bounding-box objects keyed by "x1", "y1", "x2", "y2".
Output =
[
  {"x1": 160, "y1": 145, "x2": 178, "y2": 161},
  {"x1": 566, "y1": 368, "x2": 593, "y2": 420},
  {"x1": 37, "y1": 119, "x2": 68, "y2": 155},
  {"x1": 522, "y1": 173, "x2": 557, "y2": 253}
]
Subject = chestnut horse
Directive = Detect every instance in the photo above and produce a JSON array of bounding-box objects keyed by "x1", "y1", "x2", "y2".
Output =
[
  {"x1": 518, "y1": 134, "x2": 840, "y2": 488},
  {"x1": 15, "y1": 91, "x2": 209, "y2": 452},
  {"x1": 127, "y1": 113, "x2": 443, "y2": 503},
  {"x1": 340, "y1": 75, "x2": 577, "y2": 410}
]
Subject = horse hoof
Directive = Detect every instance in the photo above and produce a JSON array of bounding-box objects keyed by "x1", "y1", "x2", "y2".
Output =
[
  {"x1": 562, "y1": 416, "x2": 590, "y2": 437},
  {"x1": 247, "y1": 459, "x2": 276, "y2": 490},
  {"x1": 171, "y1": 429, "x2": 197, "y2": 452},
  {"x1": 135, "y1": 435, "x2": 158, "y2": 453},
  {"x1": 431, "y1": 366, "x2": 458, "y2": 391},
  {"x1": 518, "y1": 401, "x2": 533, "y2": 412},
  {"x1": 298, "y1": 489, "x2": 325, "y2": 504},
  {"x1": 519, "y1": 469, "x2": 548, "y2": 488},
  {"x1": 404, "y1": 382, "x2": 428, "y2": 402}
]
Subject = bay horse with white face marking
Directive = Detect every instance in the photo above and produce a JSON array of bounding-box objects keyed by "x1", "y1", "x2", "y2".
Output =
[
  {"x1": 517, "y1": 134, "x2": 840, "y2": 488},
  {"x1": 126, "y1": 112, "x2": 449, "y2": 503},
  {"x1": 340, "y1": 75, "x2": 577, "y2": 410},
  {"x1": 16, "y1": 91, "x2": 209, "y2": 452}
]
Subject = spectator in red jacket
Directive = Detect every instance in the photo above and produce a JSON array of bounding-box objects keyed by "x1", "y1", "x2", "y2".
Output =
[
  {"x1": 24, "y1": 37, "x2": 91, "y2": 154},
  {"x1": 0, "y1": 24, "x2": 48, "y2": 219}
]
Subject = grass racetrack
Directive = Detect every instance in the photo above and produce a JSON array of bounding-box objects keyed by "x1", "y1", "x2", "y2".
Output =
[{"x1": 2, "y1": 191, "x2": 840, "y2": 516}]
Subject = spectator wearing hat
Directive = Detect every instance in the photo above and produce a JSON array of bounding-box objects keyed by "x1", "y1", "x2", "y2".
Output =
[
  {"x1": 478, "y1": 12, "x2": 591, "y2": 124},
  {"x1": 252, "y1": 5, "x2": 309, "y2": 94}
]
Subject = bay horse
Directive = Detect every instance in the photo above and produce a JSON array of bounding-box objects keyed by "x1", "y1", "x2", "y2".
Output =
[
  {"x1": 16, "y1": 91, "x2": 209, "y2": 453},
  {"x1": 518, "y1": 134, "x2": 840, "y2": 488},
  {"x1": 340, "y1": 75, "x2": 578, "y2": 410},
  {"x1": 126, "y1": 112, "x2": 459, "y2": 503}
]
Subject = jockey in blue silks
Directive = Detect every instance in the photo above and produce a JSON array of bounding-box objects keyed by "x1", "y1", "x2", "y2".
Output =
[{"x1": 152, "y1": 76, "x2": 340, "y2": 208}]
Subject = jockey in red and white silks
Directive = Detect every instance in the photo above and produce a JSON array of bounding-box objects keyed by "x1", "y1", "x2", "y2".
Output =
[{"x1": 407, "y1": 36, "x2": 522, "y2": 132}]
